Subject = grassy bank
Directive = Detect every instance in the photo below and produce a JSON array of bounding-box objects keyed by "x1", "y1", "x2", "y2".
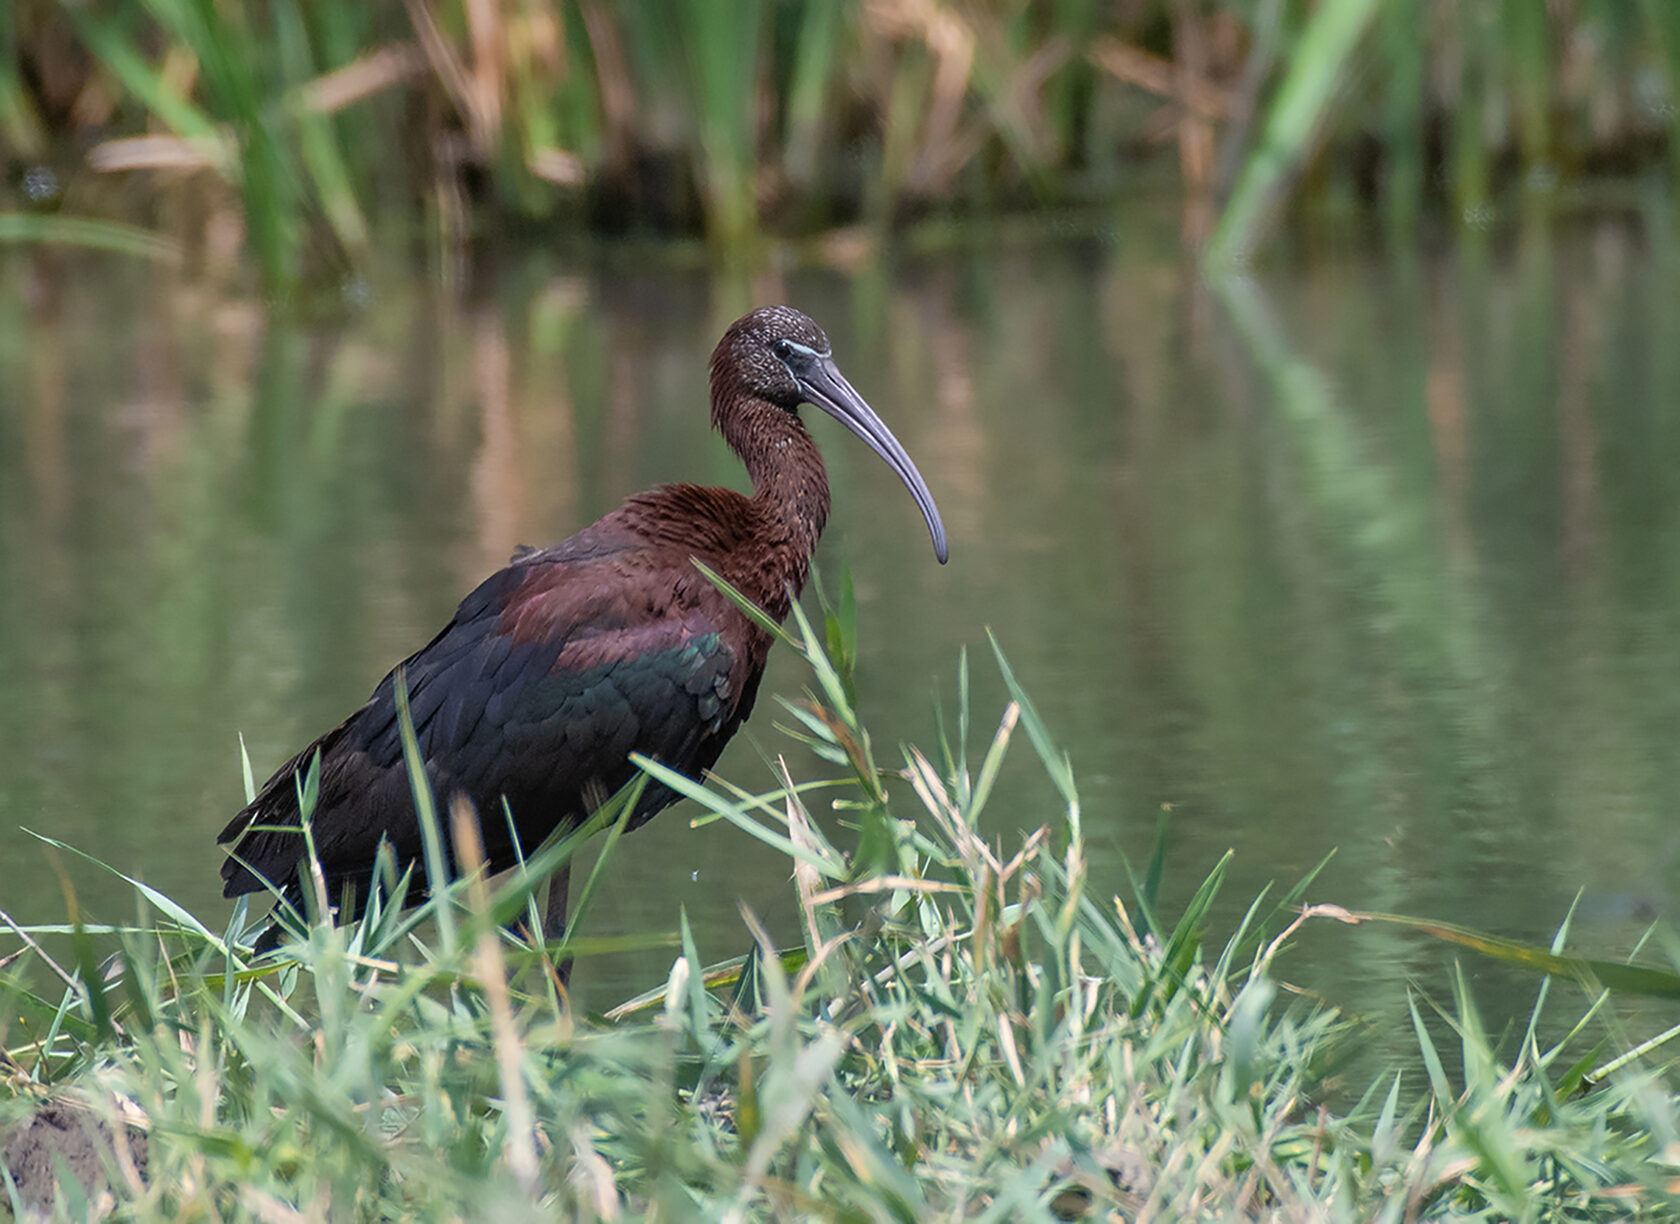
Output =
[
  {"x1": 4, "y1": 598, "x2": 1680, "y2": 1220},
  {"x1": 3, "y1": 1, "x2": 1677, "y2": 286}
]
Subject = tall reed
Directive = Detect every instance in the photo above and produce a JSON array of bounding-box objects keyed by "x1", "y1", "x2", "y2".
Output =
[{"x1": 3, "y1": 5, "x2": 1677, "y2": 287}]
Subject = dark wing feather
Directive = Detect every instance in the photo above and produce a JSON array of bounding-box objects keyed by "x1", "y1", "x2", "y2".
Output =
[{"x1": 219, "y1": 533, "x2": 759, "y2": 900}]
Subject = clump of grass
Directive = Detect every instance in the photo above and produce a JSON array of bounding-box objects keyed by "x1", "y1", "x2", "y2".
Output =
[{"x1": 3, "y1": 586, "x2": 1679, "y2": 1219}]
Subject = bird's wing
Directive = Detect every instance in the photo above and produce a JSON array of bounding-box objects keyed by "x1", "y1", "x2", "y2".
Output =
[{"x1": 220, "y1": 540, "x2": 754, "y2": 895}]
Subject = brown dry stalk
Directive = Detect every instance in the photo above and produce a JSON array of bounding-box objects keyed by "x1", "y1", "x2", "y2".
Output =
[
  {"x1": 303, "y1": 43, "x2": 429, "y2": 115},
  {"x1": 450, "y1": 796, "x2": 540, "y2": 1193},
  {"x1": 1088, "y1": 35, "x2": 1235, "y2": 120}
]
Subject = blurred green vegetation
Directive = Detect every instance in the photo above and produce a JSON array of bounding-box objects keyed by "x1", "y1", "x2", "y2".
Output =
[{"x1": 1, "y1": 0, "x2": 1676, "y2": 286}]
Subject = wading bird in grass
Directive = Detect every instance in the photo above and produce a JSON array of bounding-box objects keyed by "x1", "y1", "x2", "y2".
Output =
[{"x1": 218, "y1": 305, "x2": 948, "y2": 953}]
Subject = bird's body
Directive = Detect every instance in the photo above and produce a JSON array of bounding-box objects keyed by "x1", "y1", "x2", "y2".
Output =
[{"x1": 218, "y1": 306, "x2": 946, "y2": 931}]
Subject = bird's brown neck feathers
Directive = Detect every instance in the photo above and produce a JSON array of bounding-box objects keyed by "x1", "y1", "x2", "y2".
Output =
[
  {"x1": 617, "y1": 362, "x2": 829, "y2": 624},
  {"x1": 708, "y1": 362, "x2": 830, "y2": 619}
]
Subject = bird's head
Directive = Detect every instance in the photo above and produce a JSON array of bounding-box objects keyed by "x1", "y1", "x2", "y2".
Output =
[
  {"x1": 711, "y1": 306, "x2": 948, "y2": 564},
  {"x1": 715, "y1": 305, "x2": 833, "y2": 411}
]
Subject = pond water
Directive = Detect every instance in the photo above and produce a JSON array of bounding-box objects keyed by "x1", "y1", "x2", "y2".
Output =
[{"x1": 3, "y1": 203, "x2": 1678, "y2": 1073}]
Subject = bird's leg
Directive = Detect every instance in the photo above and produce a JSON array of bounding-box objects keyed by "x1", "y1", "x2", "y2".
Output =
[{"x1": 543, "y1": 861, "x2": 573, "y2": 985}]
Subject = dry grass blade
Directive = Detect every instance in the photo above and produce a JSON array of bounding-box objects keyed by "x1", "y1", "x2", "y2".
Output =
[
  {"x1": 902, "y1": 745, "x2": 1005, "y2": 880},
  {"x1": 567, "y1": 1121, "x2": 621, "y2": 1220},
  {"x1": 809, "y1": 877, "x2": 961, "y2": 906},
  {"x1": 779, "y1": 756, "x2": 827, "y2": 957},
  {"x1": 86, "y1": 134, "x2": 231, "y2": 173},
  {"x1": 451, "y1": 795, "x2": 540, "y2": 1194},
  {"x1": 462, "y1": 0, "x2": 507, "y2": 152},
  {"x1": 1088, "y1": 36, "x2": 1233, "y2": 118},
  {"x1": 0, "y1": 908, "x2": 80, "y2": 993},
  {"x1": 301, "y1": 43, "x2": 428, "y2": 115},
  {"x1": 865, "y1": 0, "x2": 977, "y2": 193},
  {"x1": 527, "y1": 148, "x2": 585, "y2": 185},
  {"x1": 402, "y1": 0, "x2": 485, "y2": 154}
]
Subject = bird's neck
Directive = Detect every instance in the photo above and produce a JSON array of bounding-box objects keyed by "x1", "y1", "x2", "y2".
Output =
[{"x1": 722, "y1": 396, "x2": 830, "y2": 621}]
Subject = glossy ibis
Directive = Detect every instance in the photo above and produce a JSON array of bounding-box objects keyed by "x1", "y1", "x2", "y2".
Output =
[{"x1": 218, "y1": 305, "x2": 947, "y2": 948}]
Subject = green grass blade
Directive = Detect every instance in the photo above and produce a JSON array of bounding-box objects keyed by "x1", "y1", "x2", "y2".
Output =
[
  {"x1": 691, "y1": 559, "x2": 803, "y2": 651},
  {"x1": 0, "y1": 214, "x2": 182, "y2": 261},
  {"x1": 63, "y1": 5, "x2": 221, "y2": 143},
  {"x1": 394, "y1": 664, "x2": 455, "y2": 957},
  {"x1": 987, "y1": 632, "x2": 1078, "y2": 826},
  {"x1": 631, "y1": 754, "x2": 846, "y2": 879},
  {"x1": 22, "y1": 831, "x2": 227, "y2": 951},
  {"x1": 1338, "y1": 909, "x2": 1680, "y2": 999}
]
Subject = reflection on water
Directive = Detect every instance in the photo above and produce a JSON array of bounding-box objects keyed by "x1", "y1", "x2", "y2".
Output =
[{"x1": 3, "y1": 212, "x2": 1679, "y2": 1067}]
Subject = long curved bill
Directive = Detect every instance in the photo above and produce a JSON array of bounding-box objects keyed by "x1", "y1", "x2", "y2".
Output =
[{"x1": 798, "y1": 357, "x2": 949, "y2": 564}]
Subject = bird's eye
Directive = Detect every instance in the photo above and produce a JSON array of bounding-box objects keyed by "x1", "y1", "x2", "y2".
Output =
[{"x1": 772, "y1": 339, "x2": 796, "y2": 362}]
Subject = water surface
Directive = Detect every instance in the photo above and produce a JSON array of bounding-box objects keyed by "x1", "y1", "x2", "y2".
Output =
[{"x1": 3, "y1": 209, "x2": 1678, "y2": 1065}]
